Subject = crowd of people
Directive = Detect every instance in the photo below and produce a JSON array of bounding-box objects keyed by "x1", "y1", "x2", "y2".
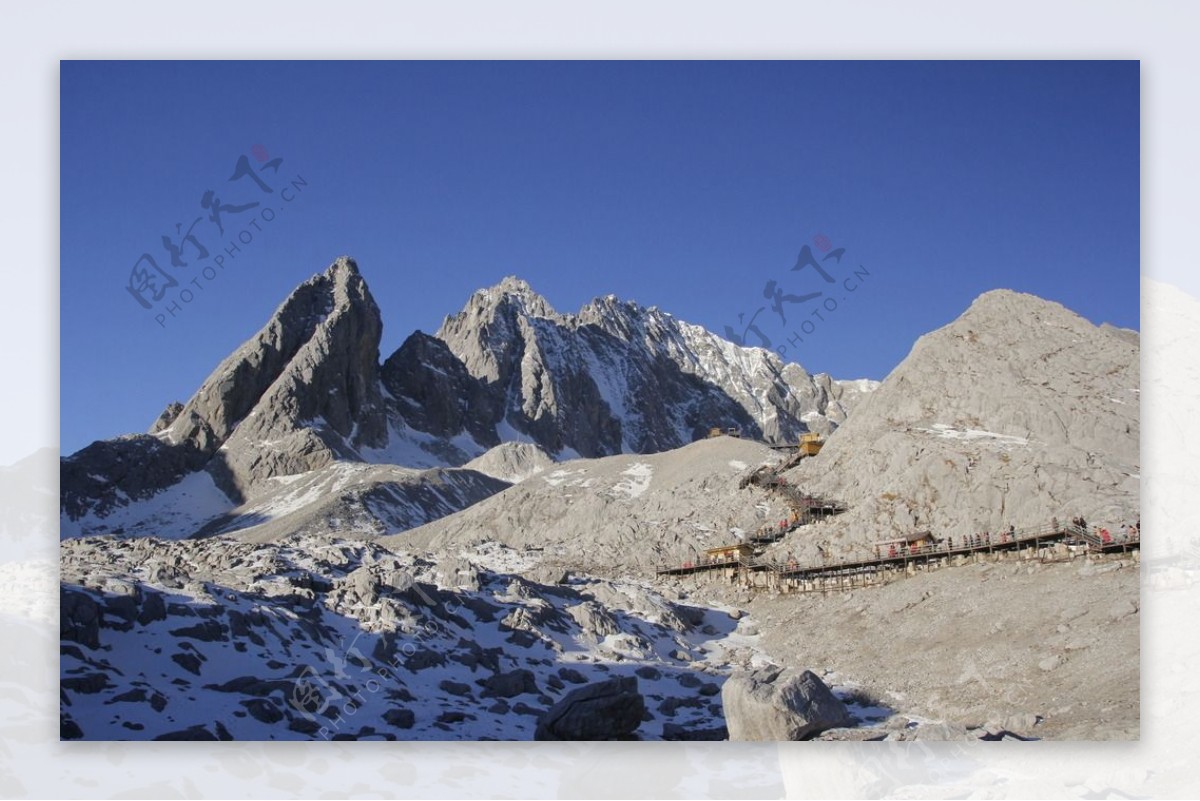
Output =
[{"x1": 1098, "y1": 519, "x2": 1140, "y2": 544}]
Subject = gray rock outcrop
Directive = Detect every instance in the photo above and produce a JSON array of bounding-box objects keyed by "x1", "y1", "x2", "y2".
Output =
[{"x1": 721, "y1": 665, "x2": 850, "y2": 740}]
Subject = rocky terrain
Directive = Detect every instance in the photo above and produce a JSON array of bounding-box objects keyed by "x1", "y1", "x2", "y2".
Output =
[
  {"x1": 661, "y1": 551, "x2": 1141, "y2": 740},
  {"x1": 60, "y1": 532, "x2": 803, "y2": 741},
  {"x1": 390, "y1": 437, "x2": 793, "y2": 577}
]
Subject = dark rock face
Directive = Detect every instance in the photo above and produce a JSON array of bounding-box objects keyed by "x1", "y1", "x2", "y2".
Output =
[
  {"x1": 534, "y1": 676, "x2": 645, "y2": 740},
  {"x1": 381, "y1": 331, "x2": 499, "y2": 447}
]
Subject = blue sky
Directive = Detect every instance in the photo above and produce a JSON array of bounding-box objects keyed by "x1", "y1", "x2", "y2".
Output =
[{"x1": 61, "y1": 60, "x2": 1139, "y2": 455}]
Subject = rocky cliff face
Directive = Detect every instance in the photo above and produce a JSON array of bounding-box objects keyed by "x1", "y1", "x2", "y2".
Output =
[
  {"x1": 423, "y1": 277, "x2": 862, "y2": 458},
  {"x1": 784, "y1": 289, "x2": 1140, "y2": 556},
  {"x1": 380, "y1": 332, "x2": 499, "y2": 450},
  {"x1": 163, "y1": 256, "x2": 388, "y2": 496}
]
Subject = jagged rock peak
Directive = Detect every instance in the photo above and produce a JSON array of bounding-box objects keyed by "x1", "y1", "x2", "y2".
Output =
[
  {"x1": 154, "y1": 255, "x2": 387, "y2": 496},
  {"x1": 464, "y1": 275, "x2": 557, "y2": 319},
  {"x1": 576, "y1": 293, "x2": 673, "y2": 340}
]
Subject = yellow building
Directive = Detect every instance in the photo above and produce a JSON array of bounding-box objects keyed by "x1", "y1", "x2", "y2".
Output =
[
  {"x1": 799, "y1": 432, "x2": 824, "y2": 456},
  {"x1": 873, "y1": 531, "x2": 938, "y2": 555},
  {"x1": 704, "y1": 543, "x2": 754, "y2": 563}
]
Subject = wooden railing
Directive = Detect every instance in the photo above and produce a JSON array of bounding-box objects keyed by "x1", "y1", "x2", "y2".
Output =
[{"x1": 656, "y1": 518, "x2": 1139, "y2": 579}]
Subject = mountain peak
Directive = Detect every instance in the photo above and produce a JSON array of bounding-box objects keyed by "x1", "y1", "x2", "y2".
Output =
[
  {"x1": 161, "y1": 256, "x2": 387, "y2": 493},
  {"x1": 963, "y1": 288, "x2": 1077, "y2": 323},
  {"x1": 494, "y1": 275, "x2": 535, "y2": 295},
  {"x1": 460, "y1": 275, "x2": 557, "y2": 320},
  {"x1": 326, "y1": 255, "x2": 360, "y2": 279}
]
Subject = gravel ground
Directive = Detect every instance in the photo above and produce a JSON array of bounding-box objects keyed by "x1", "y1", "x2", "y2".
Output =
[{"x1": 733, "y1": 554, "x2": 1140, "y2": 740}]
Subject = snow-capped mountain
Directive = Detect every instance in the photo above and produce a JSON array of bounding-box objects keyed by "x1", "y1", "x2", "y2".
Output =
[
  {"x1": 61, "y1": 259, "x2": 871, "y2": 540},
  {"x1": 415, "y1": 276, "x2": 870, "y2": 457}
]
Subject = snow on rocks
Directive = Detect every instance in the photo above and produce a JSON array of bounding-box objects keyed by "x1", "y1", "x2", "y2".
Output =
[{"x1": 59, "y1": 533, "x2": 771, "y2": 741}]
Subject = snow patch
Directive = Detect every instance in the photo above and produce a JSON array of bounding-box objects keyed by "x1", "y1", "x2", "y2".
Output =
[
  {"x1": 612, "y1": 462, "x2": 653, "y2": 499},
  {"x1": 60, "y1": 471, "x2": 233, "y2": 540},
  {"x1": 916, "y1": 423, "x2": 1031, "y2": 448}
]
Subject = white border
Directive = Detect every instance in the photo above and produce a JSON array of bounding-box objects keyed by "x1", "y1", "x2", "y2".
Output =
[{"x1": 4, "y1": 2, "x2": 1198, "y2": 797}]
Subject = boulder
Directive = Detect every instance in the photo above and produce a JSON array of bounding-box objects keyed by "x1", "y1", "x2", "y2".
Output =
[
  {"x1": 566, "y1": 601, "x2": 621, "y2": 642},
  {"x1": 241, "y1": 698, "x2": 284, "y2": 724},
  {"x1": 557, "y1": 667, "x2": 587, "y2": 684},
  {"x1": 104, "y1": 594, "x2": 140, "y2": 624},
  {"x1": 383, "y1": 708, "x2": 415, "y2": 729},
  {"x1": 154, "y1": 724, "x2": 219, "y2": 741},
  {"x1": 435, "y1": 556, "x2": 481, "y2": 592},
  {"x1": 345, "y1": 565, "x2": 378, "y2": 605},
  {"x1": 137, "y1": 591, "x2": 168, "y2": 625},
  {"x1": 534, "y1": 676, "x2": 645, "y2": 740},
  {"x1": 722, "y1": 665, "x2": 850, "y2": 740}
]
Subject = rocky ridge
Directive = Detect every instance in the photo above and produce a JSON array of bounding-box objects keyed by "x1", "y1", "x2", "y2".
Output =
[
  {"x1": 61, "y1": 260, "x2": 869, "y2": 542},
  {"x1": 429, "y1": 276, "x2": 872, "y2": 457}
]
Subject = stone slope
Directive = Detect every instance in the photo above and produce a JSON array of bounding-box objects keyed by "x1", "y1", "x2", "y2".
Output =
[
  {"x1": 779, "y1": 289, "x2": 1139, "y2": 560},
  {"x1": 389, "y1": 437, "x2": 795, "y2": 576}
]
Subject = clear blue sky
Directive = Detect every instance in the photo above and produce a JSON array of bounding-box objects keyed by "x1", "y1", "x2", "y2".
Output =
[{"x1": 61, "y1": 60, "x2": 1139, "y2": 456}]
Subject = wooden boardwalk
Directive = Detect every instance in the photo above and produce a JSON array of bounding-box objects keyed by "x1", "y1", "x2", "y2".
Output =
[
  {"x1": 655, "y1": 520, "x2": 1140, "y2": 591},
  {"x1": 670, "y1": 457, "x2": 1139, "y2": 593}
]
